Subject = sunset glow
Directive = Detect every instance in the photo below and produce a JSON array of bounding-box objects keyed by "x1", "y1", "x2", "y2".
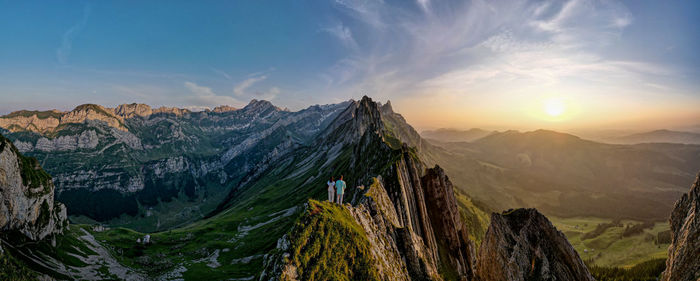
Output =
[{"x1": 544, "y1": 98, "x2": 566, "y2": 117}]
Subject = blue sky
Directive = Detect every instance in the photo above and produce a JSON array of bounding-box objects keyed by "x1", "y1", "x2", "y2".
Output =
[{"x1": 1, "y1": 0, "x2": 699, "y2": 130}]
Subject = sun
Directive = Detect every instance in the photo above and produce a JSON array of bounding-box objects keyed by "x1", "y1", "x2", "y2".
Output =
[{"x1": 544, "y1": 97, "x2": 566, "y2": 117}]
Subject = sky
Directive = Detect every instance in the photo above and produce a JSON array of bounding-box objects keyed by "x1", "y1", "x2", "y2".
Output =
[{"x1": 1, "y1": 0, "x2": 699, "y2": 132}]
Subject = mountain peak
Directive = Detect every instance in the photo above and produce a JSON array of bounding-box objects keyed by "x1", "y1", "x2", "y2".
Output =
[
  {"x1": 244, "y1": 99, "x2": 280, "y2": 113},
  {"x1": 211, "y1": 105, "x2": 238, "y2": 113},
  {"x1": 113, "y1": 103, "x2": 153, "y2": 118}
]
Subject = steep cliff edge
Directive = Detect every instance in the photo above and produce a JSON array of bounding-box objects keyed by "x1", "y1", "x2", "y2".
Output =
[
  {"x1": 0, "y1": 133, "x2": 67, "y2": 241},
  {"x1": 475, "y1": 208, "x2": 594, "y2": 281},
  {"x1": 260, "y1": 96, "x2": 477, "y2": 281},
  {"x1": 661, "y1": 172, "x2": 700, "y2": 281}
]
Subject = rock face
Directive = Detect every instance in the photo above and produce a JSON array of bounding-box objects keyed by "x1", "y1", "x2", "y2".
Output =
[
  {"x1": 661, "y1": 172, "x2": 700, "y2": 281},
  {"x1": 0, "y1": 133, "x2": 67, "y2": 241},
  {"x1": 475, "y1": 208, "x2": 594, "y2": 281},
  {"x1": 422, "y1": 166, "x2": 476, "y2": 279}
]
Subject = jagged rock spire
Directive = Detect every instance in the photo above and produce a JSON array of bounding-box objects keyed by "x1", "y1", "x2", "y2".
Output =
[{"x1": 661, "y1": 172, "x2": 700, "y2": 281}]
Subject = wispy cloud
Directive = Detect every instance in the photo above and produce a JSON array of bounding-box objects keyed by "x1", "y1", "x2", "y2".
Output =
[
  {"x1": 322, "y1": 0, "x2": 671, "y2": 99},
  {"x1": 233, "y1": 75, "x2": 267, "y2": 96},
  {"x1": 184, "y1": 81, "x2": 243, "y2": 107},
  {"x1": 322, "y1": 22, "x2": 358, "y2": 50},
  {"x1": 57, "y1": 4, "x2": 91, "y2": 64},
  {"x1": 232, "y1": 74, "x2": 281, "y2": 101},
  {"x1": 211, "y1": 68, "x2": 232, "y2": 80}
]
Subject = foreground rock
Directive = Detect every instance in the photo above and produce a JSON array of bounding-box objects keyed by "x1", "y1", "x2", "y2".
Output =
[
  {"x1": 661, "y1": 172, "x2": 700, "y2": 281},
  {"x1": 475, "y1": 208, "x2": 594, "y2": 281},
  {"x1": 0, "y1": 133, "x2": 67, "y2": 241}
]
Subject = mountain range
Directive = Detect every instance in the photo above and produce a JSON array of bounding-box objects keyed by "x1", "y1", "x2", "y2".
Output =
[
  {"x1": 0, "y1": 96, "x2": 698, "y2": 280},
  {"x1": 418, "y1": 129, "x2": 700, "y2": 221},
  {"x1": 605, "y1": 129, "x2": 700, "y2": 145}
]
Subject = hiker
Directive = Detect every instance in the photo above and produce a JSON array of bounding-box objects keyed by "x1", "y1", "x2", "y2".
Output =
[
  {"x1": 327, "y1": 177, "x2": 336, "y2": 202},
  {"x1": 335, "y1": 175, "x2": 346, "y2": 204}
]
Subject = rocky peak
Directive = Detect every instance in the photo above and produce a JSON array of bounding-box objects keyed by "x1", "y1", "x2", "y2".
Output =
[
  {"x1": 661, "y1": 171, "x2": 700, "y2": 281},
  {"x1": 211, "y1": 105, "x2": 238, "y2": 113},
  {"x1": 152, "y1": 106, "x2": 191, "y2": 116},
  {"x1": 475, "y1": 208, "x2": 594, "y2": 281},
  {"x1": 62, "y1": 104, "x2": 127, "y2": 131},
  {"x1": 243, "y1": 99, "x2": 279, "y2": 114},
  {"x1": 0, "y1": 133, "x2": 67, "y2": 241},
  {"x1": 112, "y1": 103, "x2": 153, "y2": 118},
  {"x1": 381, "y1": 100, "x2": 394, "y2": 114}
]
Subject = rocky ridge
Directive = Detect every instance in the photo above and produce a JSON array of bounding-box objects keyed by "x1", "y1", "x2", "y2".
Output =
[
  {"x1": 0, "y1": 133, "x2": 67, "y2": 241},
  {"x1": 661, "y1": 172, "x2": 700, "y2": 281},
  {"x1": 261, "y1": 96, "x2": 478, "y2": 280}
]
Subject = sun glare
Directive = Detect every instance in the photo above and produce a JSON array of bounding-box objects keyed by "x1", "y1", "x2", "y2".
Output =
[{"x1": 544, "y1": 98, "x2": 566, "y2": 117}]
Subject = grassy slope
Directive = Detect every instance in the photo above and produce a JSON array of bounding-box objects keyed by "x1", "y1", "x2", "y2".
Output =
[
  {"x1": 282, "y1": 200, "x2": 380, "y2": 281},
  {"x1": 550, "y1": 216, "x2": 670, "y2": 267},
  {"x1": 84, "y1": 146, "x2": 359, "y2": 279}
]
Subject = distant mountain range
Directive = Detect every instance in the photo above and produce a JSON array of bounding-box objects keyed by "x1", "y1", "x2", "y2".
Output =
[
  {"x1": 425, "y1": 129, "x2": 700, "y2": 221},
  {"x1": 605, "y1": 129, "x2": 700, "y2": 145},
  {"x1": 421, "y1": 128, "x2": 493, "y2": 142}
]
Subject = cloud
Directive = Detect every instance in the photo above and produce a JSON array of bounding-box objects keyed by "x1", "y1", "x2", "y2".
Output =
[
  {"x1": 184, "y1": 81, "x2": 243, "y2": 107},
  {"x1": 211, "y1": 68, "x2": 232, "y2": 80},
  {"x1": 322, "y1": 22, "x2": 358, "y2": 50},
  {"x1": 233, "y1": 75, "x2": 267, "y2": 96},
  {"x1": 57, "y1": 4, "x2": 91, "y2": 64},
  {"x1": 320, "y1": 0, "x2": 672, "y2": 101},
  {"x1": 232, "y1": 74, "x2": 281, "y2": 101},
  {"x1": 416, "y1": 0, "x2": 430, "y2": 13}
]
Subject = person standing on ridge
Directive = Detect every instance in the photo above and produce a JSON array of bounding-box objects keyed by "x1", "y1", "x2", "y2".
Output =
[
  {"x1": 327, "y1": 177, "x2": 336, "y2": 203},
  {"x1": 335, "y1": 175, "x2": 346, "y2": 204}
]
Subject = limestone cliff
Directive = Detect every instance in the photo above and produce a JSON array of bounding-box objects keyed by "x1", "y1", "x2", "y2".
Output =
[
  {"x1": 0, "y1": 133, "x2": 67, "y2": 241},
  {"x1": 475, "y1": 208, "x2": 594, "y2": 281},
  {"x1": 661, "y1": 172, "x2": 700, "y2": 281}
]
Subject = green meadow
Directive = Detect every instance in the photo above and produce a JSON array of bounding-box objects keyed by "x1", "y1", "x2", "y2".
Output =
[{"x1": 550, "y1": 216, "x2": 670, "y2": 268}]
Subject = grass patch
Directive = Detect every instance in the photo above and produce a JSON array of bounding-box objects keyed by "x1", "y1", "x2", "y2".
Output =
[{"x1": 284, "y1": 199, "x2": 380, "y2": 281}]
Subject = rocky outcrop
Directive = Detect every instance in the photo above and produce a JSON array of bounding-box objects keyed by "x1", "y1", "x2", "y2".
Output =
[
  {"x1": 475, "y1": 208, "x2": 594, "y2": 281},
  {"x1": 0, "y1": 133, "x2": 67, "y2": 241},
  {"x1": 422, "y1": 166, "x2": 476, "y2": 279},
  {"x1": 113, "y1": 103, "x2": 154, "y2": 118},
  {"x1": 661, "y1": 172, "x2": 700, "y2": 281},
  {"x1": 211, "y1": 105, "x2": 237, "y2": 113},
  {"x1": 61, "y1": 104, "x2": 127, "y2": 131}
]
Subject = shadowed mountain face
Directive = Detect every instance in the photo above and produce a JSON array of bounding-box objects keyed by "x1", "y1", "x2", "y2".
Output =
[{"x1": 425, "y1": 129, "x2": 700, "y2": 221}]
